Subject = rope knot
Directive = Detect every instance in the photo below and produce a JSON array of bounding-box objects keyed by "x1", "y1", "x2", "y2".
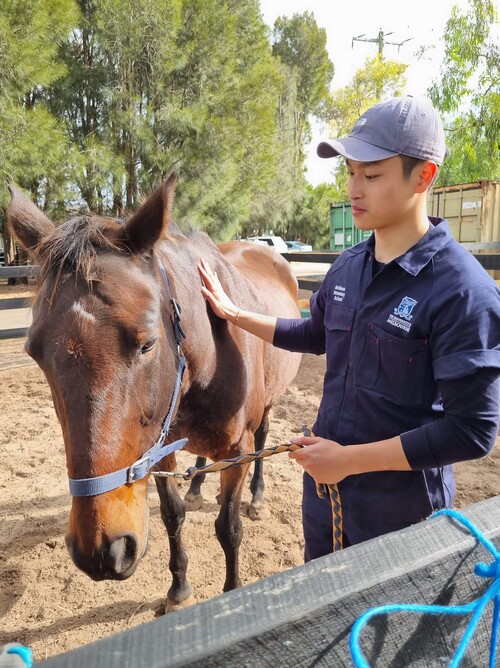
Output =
[{"x1": 474, "y1": 559, "x2": 500, "y2": 580}]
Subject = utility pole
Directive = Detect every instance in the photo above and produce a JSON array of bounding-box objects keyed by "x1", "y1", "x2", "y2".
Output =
[{"x1": 352, "y1": 29, "x2": 412, "y2": 57}]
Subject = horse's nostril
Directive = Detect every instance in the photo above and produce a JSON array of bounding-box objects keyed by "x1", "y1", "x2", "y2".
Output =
[
  {"x1": 107, "y1": 533, "x2": 138, "y2": 575},
  {"x1": 67, "y1": 533, "x2": 140, "y2": 581}
]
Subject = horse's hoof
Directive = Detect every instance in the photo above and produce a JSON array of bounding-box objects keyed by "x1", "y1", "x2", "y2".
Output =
[
  {"x1": 165, "y1": 594, "x2": 197, "y2": 613},
  {"x1": 247, "y1": 502, "x2": 270, "y2": 521},
  {"x1": 184, "y1": 492, "x2": 204, "y2": 511}
]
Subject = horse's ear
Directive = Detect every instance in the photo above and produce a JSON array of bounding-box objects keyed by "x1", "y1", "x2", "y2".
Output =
[
  {"x1": 122, "y1": 172, "x2": 177, "y2": 253},
  {"x1": 6, "y1": 186, "x2": 55, "y2": 251}
]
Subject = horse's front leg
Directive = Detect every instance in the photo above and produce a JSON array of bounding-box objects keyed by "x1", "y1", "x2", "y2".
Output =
[
  {"x1": 154, "y1": 472, "x2": 196, "y2": 612},
  {"x1": 215, "y1": 459, "x2": 250, "y2": 592},
  {"x1": 248, "y1": 410, "x2": 270, "y2": 521}
]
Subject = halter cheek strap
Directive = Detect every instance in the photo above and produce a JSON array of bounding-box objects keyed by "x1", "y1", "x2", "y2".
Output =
[{"x1": 68, "y1": 259, "x2": 188, "y2": 497}]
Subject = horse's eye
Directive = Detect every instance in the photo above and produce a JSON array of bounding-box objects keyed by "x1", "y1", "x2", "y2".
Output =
[{"x1": 140, "y1": 339, "x2": 157, "y2": 354}]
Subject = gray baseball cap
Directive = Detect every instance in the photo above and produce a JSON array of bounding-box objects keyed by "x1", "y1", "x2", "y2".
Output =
[{"x1": 317, "y1": 96, "x2": 447, "y2": 165}]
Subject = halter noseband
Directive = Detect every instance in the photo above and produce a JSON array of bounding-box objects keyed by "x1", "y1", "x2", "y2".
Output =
[{"x1": 68, "y1": 260, "x2": 188, "y2": 497}]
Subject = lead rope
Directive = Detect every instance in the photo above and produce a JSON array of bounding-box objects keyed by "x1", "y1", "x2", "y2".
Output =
[
  {"x1": 302, "y1": 425, "x2": 343, "y2": 553},
  {"x1": 152, "y1": 442, "x2": 303, "y2": 480},
  {"x1": 154, "y1": 426, "x2": 344, "y2": 554},
  {"x1": 350, "y1": 508, "x2": 500, "y2": 668}
]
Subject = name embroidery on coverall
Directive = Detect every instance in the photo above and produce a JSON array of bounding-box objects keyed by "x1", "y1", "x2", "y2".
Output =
[{"x1": 333, "y1": 285, "x2": 346, "y2": 302}]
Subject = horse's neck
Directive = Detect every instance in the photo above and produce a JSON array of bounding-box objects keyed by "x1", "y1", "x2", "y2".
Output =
[{"x1": 157, "y1": 241, "x2": 217, "y2": 378}]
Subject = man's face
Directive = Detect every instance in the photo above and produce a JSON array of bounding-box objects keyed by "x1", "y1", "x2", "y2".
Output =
[{"x1": 346, "y1": 156, "x2": 420, "y2": 232}]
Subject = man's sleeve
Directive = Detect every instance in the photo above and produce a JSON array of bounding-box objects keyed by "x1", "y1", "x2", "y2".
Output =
[
  {"x1": 272, "y1": 276, "x2": 329, "y2": 355},
  {"x1": 431, "y1": 281, "x2": 500, "y2": 379},
  {"x1": 401, "y1": 368, "x2": 500, "y2": 469}
]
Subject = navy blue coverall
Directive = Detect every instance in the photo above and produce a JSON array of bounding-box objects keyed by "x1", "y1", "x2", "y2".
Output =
[{"x1": 274, "y1": 218, "x2": 500, "y2": 559}]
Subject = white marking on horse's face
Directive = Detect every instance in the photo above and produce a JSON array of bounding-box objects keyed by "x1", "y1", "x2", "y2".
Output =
[{"x1": 71, "y1": 301, "x2": 96, "y2": 323}]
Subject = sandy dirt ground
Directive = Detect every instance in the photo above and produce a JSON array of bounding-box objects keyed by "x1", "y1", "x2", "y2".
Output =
[{"x1": 0, "y1": 286, "x2": 499, "y2": 664}]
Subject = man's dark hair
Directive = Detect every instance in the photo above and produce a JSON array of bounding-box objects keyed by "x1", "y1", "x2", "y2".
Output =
[
  {"x1": 400, "y1": 154, "x2": 442, "y2": 186},
  {"x1": 400, "y1": 155, "x2": 426, "y2": 180}
]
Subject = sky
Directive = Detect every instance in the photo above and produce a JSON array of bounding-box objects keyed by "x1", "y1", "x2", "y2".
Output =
[{"x1": 259, "y1": 0, "x2": 493, "y2": 185}]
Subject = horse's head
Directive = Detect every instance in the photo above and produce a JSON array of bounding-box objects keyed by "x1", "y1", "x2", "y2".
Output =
[{"x1": 7, "y1": 174, "x2": 183, "y2": 580}]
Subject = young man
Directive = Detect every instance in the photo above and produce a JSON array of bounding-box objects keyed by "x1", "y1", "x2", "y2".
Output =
[{"x1": 198, "y1": 96, "x2": 500, "y2": 561}]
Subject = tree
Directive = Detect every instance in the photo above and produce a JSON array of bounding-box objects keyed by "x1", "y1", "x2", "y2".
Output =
[
  {"x1": 272, "y1": 12, "x2": 334, "y2": 119},
  {"x1": 0, "y1": 1, "x2": 343, "y2": 243},
  {"x1": 47, "y1": 0, "x2": 289, "y2": 239},
  {"x1": 272, "y1": 12, "x2": 334, "y2": 168},
  {"x1": 0, "y1": 0, "x2": 79, "y2": 205},
  {"x1": 428, "y1": 0, "x2": 500, "y2": 185},
  {"x1": 328, "y1": 56, "x2": 407, "y2": 136},
  {"x1": 168, "y1": 0, "x2": 286, "y2": 239},
  {"x1": 0, "y1": 0, "x2": 79, "y2": 268}
]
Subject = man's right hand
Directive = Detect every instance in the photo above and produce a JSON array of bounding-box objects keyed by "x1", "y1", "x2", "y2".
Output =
[{"x1": 198, "y1": 258, "x2": 239, "y2": 323}]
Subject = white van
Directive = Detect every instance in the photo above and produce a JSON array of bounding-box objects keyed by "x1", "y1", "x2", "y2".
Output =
[{"x1": 245, "y1": 235, "x2": 288, "y2": 254}]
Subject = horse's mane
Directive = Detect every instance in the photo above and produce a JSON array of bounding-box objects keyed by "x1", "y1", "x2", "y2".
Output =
[
  {"x1": 34, "y1": 214, "x2": 191, "y2": 299},
  {"x1": 35, "y1": 215, "x2": 127, "y2": 297}
]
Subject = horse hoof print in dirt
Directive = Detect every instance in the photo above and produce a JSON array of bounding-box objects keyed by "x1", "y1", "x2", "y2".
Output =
[{"x1": 7, "y1": 173, "x2": 301, "y2": 611}]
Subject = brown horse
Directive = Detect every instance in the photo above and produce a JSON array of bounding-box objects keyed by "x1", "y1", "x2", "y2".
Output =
[{"x1": 7, "y1": 174, "x2": 301, "y2": 610}]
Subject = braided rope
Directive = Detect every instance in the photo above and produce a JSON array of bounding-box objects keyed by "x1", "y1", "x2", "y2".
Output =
[
  {"x1": 152, "y1": 442, "x2": 303, "y2": 481},
  {"x1": 302, "y1": 425, "x2": 343, "y2": 553},
  {"x1": 154, "y1": 429, "x2": 344, "y2": 554}
]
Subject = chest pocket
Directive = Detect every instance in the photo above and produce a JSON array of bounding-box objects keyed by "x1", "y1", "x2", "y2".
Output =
[
  {"x1": 356, "y1": 323, "x2": 433, "y2": 406},
  {"x1": 324, "y1": 303, "x2": 355, "y2": 377}
]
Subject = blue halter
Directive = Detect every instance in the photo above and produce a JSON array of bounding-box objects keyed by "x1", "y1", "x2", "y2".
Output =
[{"x1": 68, "y1": 260, "x2": 188, "y2": 497}]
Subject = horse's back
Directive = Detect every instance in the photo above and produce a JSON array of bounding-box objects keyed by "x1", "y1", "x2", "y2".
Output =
[{"x1": 218, "y1": 241, "x2": 299, "y2": 319}]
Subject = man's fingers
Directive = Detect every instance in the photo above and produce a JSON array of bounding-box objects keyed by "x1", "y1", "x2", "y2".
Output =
[
  {"x1": 290, "y1": 436, "x2": 318, "y2": 446},
  {"x1": 198, "y1": 263, "x2": 217, "y2": 291},
  {"x1": 198, "y1": 261, "x2": 222, "y2": 291}
]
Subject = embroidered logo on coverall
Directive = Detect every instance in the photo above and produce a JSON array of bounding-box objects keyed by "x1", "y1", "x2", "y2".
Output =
[{"x1": 387, "y1": 296, "x2": 418, "y2": 332}]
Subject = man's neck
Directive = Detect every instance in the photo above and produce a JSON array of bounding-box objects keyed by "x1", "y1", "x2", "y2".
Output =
[{"x1": 374, "y1": 215, "x2": 430, "y2": 264}]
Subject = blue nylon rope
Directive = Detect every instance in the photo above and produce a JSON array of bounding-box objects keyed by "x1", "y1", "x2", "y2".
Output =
[{"x1": 350, "y1": 509, "x2": 500, "y2": 668}]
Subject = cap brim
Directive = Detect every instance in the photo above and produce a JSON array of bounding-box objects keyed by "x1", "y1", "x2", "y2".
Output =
[{"x1": 317, "y1": 137, "x2": 398, "y2": 162}]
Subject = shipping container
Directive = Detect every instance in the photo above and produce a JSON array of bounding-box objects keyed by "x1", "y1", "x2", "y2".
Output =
[
  {"x1": 329, "y1": 202, "x2": 371, "y2": 250},
  {"x1": 428, "y1": 180, "x2": 500, "y2": 244}
]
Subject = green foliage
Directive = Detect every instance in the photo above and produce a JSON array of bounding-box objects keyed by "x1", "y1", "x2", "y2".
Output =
[
  {"x1": 44, "y1": 0, "x2": 293, "y2": 238},
  {"x1": 245, "y1": 10, "x2": 335, "y2": 242},
  {"x1": 429, "y1": 0, "x2": 500, "y2": 184},
  {"x1": 271, "y1": 12, "x2": 334, "y2": 172},
  {"x1": 0, "y1": 0, "x2": 335, "y2": 243},
  {"x1": 276, "y1": 181, "x2": 341, "y2": 250},
  {"x1": 272, "y1": 12, "x2": 334, "y2": 118},
  {"x1": 328, "y1": 56, "x2": 407, "y2": 137},
  {"x1": 0, "y1": 0, "x2": 79, "y2": 207},
  {"x1": 169, "y1": 0, "x2": 286, "y2": 239}
]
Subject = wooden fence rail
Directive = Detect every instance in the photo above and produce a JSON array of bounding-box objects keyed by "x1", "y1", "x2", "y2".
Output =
[
  {"x1": 0, "y1": 265, "x2": 39, "y2": 279},
  {"x1": 38, "y1": 496, "x2": 500, "y2": 667},
  {"x1": 1, "y1": 249, "x2": 500, "y2": 338}
]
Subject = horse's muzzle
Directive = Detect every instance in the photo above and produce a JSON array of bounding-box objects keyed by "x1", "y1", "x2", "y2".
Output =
[{"x1": 65, "y1": 532, "x2": 143, "y2": 581}]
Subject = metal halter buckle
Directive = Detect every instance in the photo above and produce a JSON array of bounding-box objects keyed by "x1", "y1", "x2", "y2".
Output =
[{"x1": 127, "y1": 455, "x2": 150, "y2": 484}]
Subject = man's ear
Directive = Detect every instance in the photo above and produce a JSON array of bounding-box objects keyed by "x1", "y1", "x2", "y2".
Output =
[{"x1": 415, "y1": 161, "x2": 438, "y2": 193}]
